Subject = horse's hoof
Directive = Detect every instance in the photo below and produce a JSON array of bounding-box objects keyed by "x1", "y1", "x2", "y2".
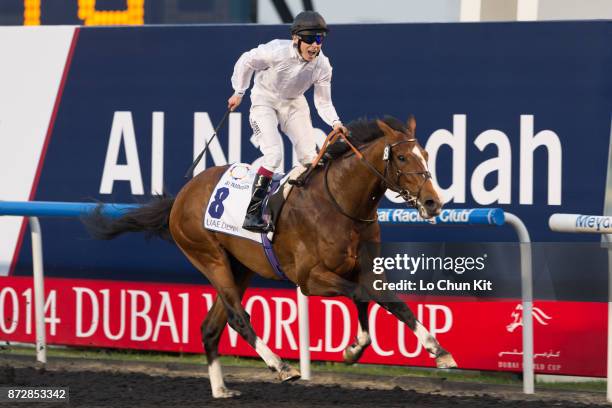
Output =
[
  {"x1": 436, "y1": 352, "x2": 457, "y2": 369},
  {"x1": 343, "y1": 344, "x2": 364, "y2": 364},
  {"x1": 278, "y1": 364, "x2": 301, "y2": 382},
  {"x1": 212, "y1": 386, "x2": 242, "y2": 398}
]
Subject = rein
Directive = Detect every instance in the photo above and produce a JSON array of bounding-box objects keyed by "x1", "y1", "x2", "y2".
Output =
[{"x1": 324, "y1": 132, "x2": 432, "y2": 224}]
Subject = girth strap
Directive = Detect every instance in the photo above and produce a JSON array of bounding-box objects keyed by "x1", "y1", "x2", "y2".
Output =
[{"x1": 260, "y1": 179, "x2": 288, "y2": 280}]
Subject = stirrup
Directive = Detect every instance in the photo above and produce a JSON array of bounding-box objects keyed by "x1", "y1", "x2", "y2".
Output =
[
  {"x1": 288, "y1": 161, "x2": 323, "y2": 188},
  {"x1": 288, "y1": 178, "x2": 305, "y2": 187},
  {"x1": 243, "y1": 220, "x2": 273, "y2": 233}
]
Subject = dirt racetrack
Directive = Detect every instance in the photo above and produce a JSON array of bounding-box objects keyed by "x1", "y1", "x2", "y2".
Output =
[{"x1": 0, "y1": 354, "x2": 608, "y2": 408}]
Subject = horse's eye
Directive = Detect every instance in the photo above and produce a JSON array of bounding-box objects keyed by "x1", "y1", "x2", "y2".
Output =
[{"x1": 398, "y1": 155, "x2": 406, "y2": 162}]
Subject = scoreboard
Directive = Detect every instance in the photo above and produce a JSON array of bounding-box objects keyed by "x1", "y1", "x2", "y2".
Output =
[{"x1": 0, "y1": 0, "x2": 254, "y2": 26}]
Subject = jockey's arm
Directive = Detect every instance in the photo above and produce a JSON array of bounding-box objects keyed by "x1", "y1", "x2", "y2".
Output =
[
  {"x1": 229, "y1": 44, "x2": 273, "y2": 110},
  {"x1": 314, "y1": 69, "x2": 346, "y2": 134}
]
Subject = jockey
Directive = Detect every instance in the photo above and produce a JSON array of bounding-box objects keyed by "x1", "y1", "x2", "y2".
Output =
[{"x1": 228, "y1": 10, "x2": 347, "y2": 233}]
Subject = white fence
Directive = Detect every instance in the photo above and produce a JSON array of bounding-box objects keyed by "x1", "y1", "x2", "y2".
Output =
[
  {"x1": 1, "y1": 202, "x2": 534, "y2": 394},
  {"x1": 549, "y1": 213, "x2": 612, "y2": 402},
  {"x1": 0, "y1": 201, "x2": 138, "y2": 364}
]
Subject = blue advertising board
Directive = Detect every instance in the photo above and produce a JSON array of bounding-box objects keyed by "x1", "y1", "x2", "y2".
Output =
[{"x1": 10, "y1": 21, "x2": 612, "y2": 288}]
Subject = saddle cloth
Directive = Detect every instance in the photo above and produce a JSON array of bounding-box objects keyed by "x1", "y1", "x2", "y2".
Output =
[{"x1": 203, "y1": 163, "x2": 302, "y2": 243}]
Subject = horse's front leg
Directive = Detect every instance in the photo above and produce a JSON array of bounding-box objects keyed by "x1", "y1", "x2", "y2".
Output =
[
  {"x1": 356, "y1": 241, "x2": 456, "y2": 368},
  {"x1": 343, "y1": 300, "x2": 371, "y2": 364},
  {"x1": 377, "y1": 299, "x2": 457, "y2": 368},
  {"x1": 302, "y1": 264, "x2": 368, "y2": 298},
  {"x1": 303, "y1": 264, "x2": 456, "y2": 368},
  {"x1": 303, "y1": 265, "x2": 373, "y2": 363}
]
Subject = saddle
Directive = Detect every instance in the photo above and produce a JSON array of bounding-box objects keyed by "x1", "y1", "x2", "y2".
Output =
[
  {"x1": 260, "y1": 166, "x2": 307, "y2": 280},
  {"x1": 264, "y1": 166, "x2": 306, "y2": 235}
]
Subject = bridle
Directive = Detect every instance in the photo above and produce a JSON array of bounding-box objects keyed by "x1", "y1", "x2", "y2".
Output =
[
  {"x1": 383, "y1": 140, "x2": 432, "y2": 207},
  {"x1": 324, "y1": 133, "x2": 432, "y2": 224}
]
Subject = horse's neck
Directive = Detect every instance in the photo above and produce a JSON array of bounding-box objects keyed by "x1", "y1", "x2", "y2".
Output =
[{"x1": 328, "y1": 139, "x2": 387, "y2": 222}]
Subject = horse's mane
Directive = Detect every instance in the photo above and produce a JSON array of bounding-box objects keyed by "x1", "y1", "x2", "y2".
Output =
[{"x1": 325, "y1": 116, "x2": 408, "y2": 159}]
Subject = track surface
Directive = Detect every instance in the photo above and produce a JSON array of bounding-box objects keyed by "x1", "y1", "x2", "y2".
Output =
[{"x1": 0, "y1": 357, "x2": 608, "y2": 408}]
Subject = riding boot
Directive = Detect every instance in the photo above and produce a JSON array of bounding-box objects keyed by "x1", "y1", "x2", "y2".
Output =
[{"x1": 243, "y1": 173, "x2": 273, "y2": 233}]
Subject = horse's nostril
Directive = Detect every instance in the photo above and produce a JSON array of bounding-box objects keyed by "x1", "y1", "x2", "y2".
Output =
[{"x1": 424, "y1": 199, "x2": 436, "y2": 209}]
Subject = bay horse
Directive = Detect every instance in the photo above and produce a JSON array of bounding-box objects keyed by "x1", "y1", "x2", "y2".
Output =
[{"x1": 84, "y1": 115, "x2": 457, "y2": 398}]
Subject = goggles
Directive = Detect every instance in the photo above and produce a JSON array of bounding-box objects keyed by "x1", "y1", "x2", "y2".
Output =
[{"x1": 298, "y1": 33, "x2": 325, "y2": 45}]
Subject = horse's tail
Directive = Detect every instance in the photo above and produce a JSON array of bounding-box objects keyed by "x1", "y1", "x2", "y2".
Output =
[{"x1": 82, "y1": 195, "x2": 175, "y2": 242}]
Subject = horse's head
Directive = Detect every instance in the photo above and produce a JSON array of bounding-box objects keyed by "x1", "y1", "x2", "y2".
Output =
[{"x1": 376, "y1": 117, "x2": 442, "y2": 219}]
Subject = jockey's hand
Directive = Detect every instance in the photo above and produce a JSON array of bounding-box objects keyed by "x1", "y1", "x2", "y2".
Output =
[
  {"x1": 228, "y1": 94, "x2": 243, "y2": 111},
  {"x1": 333, "y1": 121, "x2": 348, "y2": 135}
]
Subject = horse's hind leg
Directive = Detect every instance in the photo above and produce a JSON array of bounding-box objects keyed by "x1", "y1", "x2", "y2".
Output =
[
  {"x1": 203, "y1": 299, "x2": 238, "y2": 398},
  {"x1": 219, "y1": 283, "x2": 300, "y2": 382},
  {"x1": 343, "y1": 300, "x2": 371, "y2": 364},
  {"x1": 202, "y1": 260, "x2": 252, "y2": 398},
  {"x1": 224, "y1": 294, "x2": 300, "y2": 382},
  {"x1": 184, "y1": 247, "x2": 300, "y2": 388}
]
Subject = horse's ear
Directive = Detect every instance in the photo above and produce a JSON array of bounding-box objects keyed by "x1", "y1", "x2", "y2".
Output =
[
  {"x1": 407, "y1": 115, "x2": 416, "y2": 136},
  {"x1": 376, "y1": 120, "x2": 396, "y2": 137}
]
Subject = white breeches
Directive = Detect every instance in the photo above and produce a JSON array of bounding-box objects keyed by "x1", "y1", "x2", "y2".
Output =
[{"x1": 249, "y1": 97, "x2": 317, "y2": 173}]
